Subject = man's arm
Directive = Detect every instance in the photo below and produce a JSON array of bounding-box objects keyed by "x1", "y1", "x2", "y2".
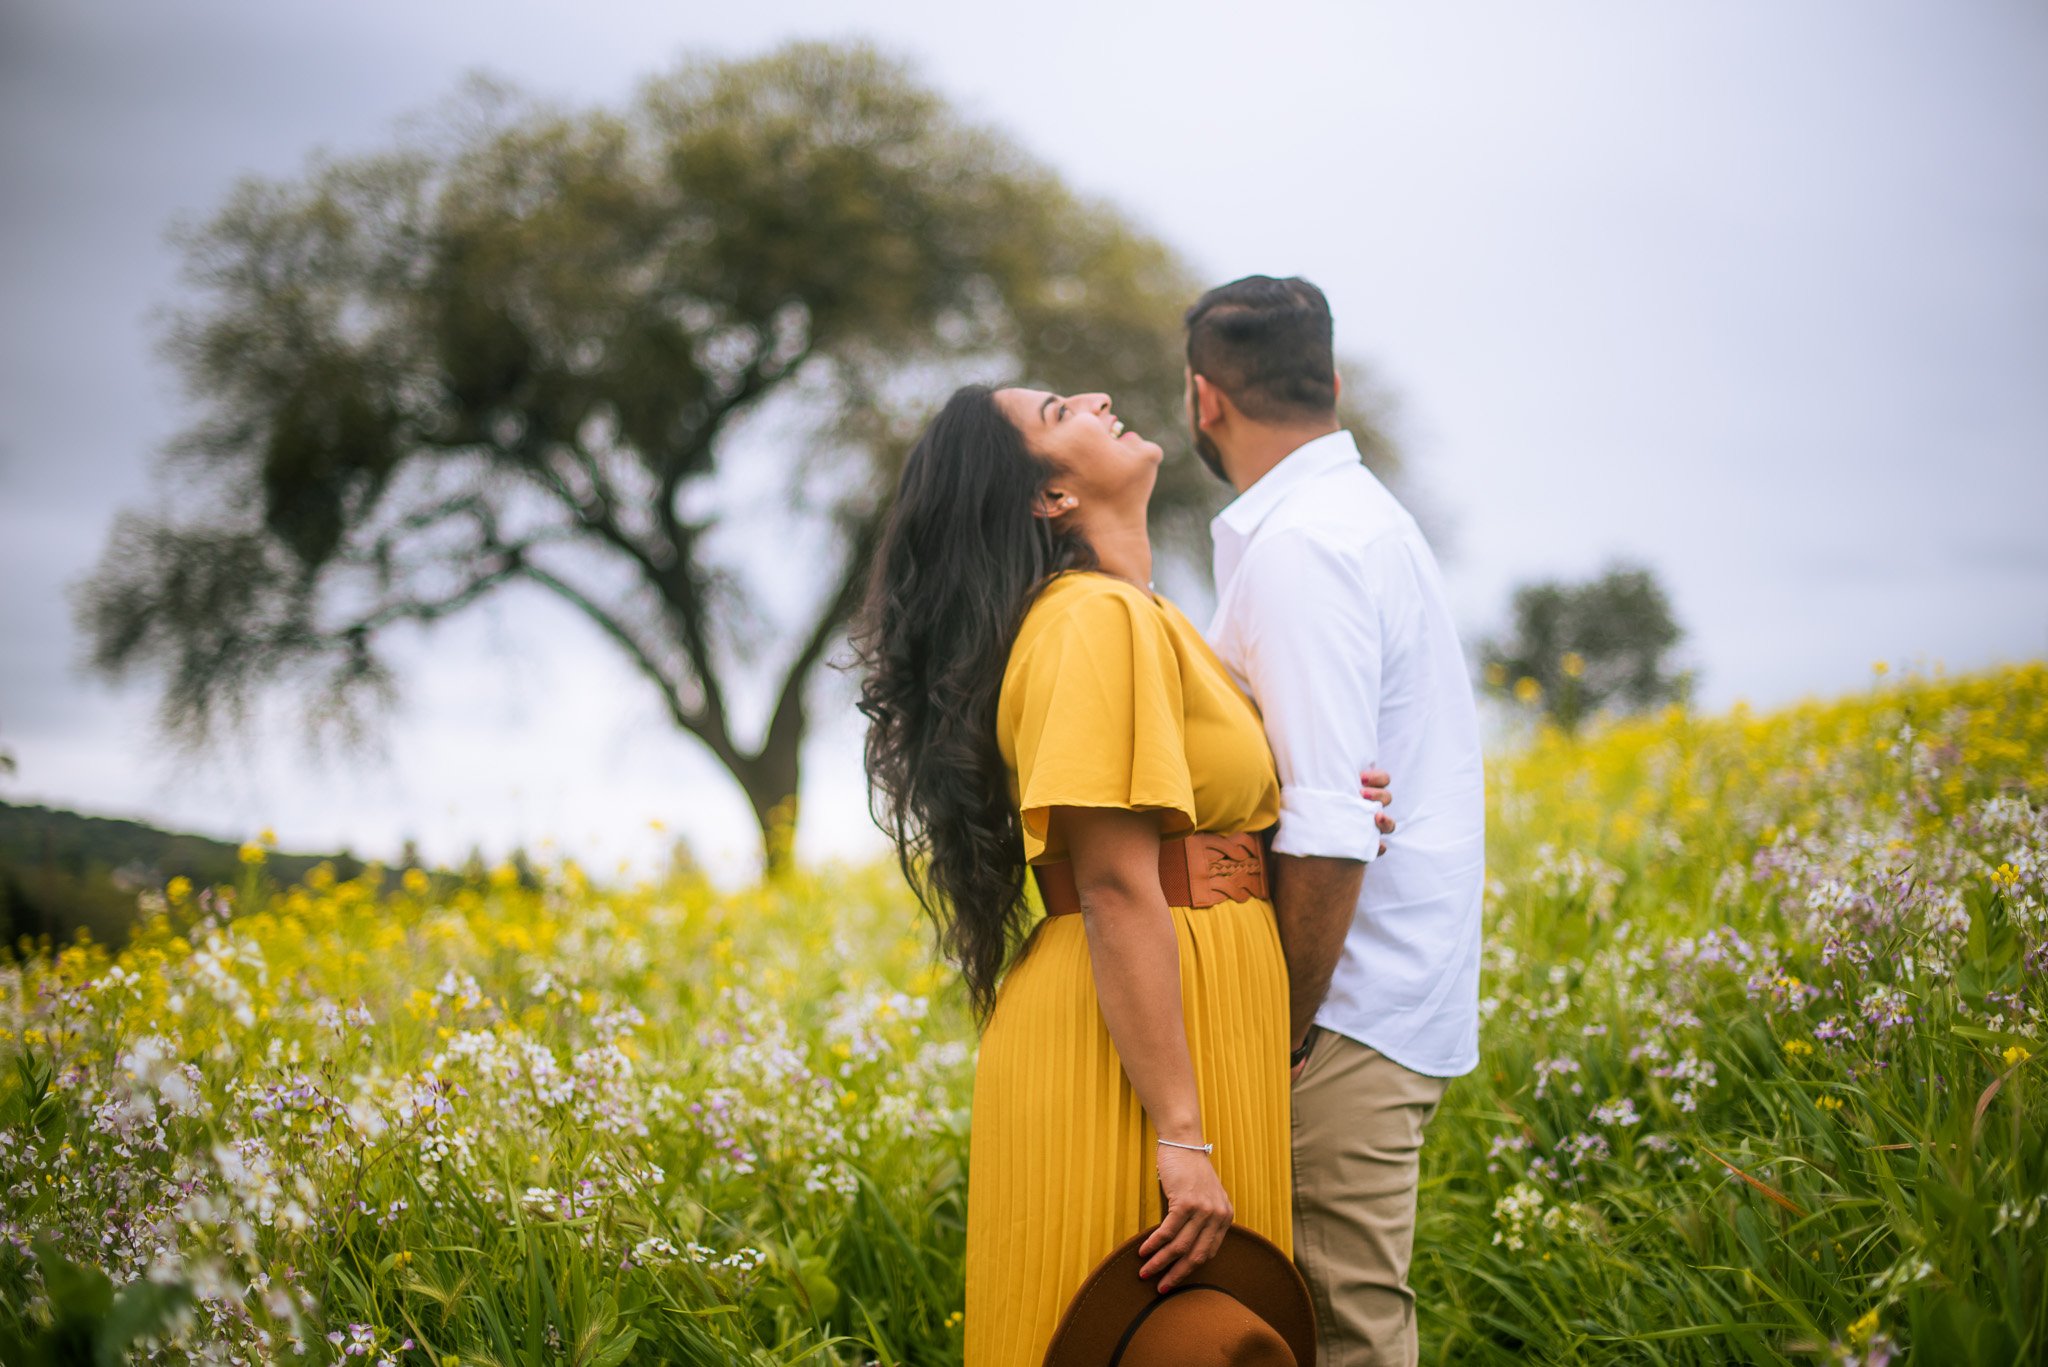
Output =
[
  {"x1": 1234, "y1": 530, "x2": 1389, "y2": 1049},
  {"x1": 1272, "y1": 853, "x2": 1365, "y2": 1049}
]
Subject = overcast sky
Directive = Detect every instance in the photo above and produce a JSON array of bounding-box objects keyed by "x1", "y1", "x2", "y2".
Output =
[{"x1": 3, "y1": 0, "x2": 2045, "y2": 881}]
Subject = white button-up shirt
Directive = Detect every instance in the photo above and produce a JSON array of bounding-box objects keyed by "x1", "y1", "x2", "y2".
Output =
[{"x1": 1207, "y1": 429, "x2": 1483, "y2": 1078}]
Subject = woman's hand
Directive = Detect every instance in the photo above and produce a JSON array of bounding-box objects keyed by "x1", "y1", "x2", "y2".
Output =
[
  {"x1": 1140, "y1": 1144, "x2": 1234, "y2": 1292},
  {"x1": 1363, "y1": 767, "x2": 1397, "y2": 855}
]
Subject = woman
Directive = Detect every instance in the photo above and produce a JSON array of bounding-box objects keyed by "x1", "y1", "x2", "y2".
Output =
[{"x1": 856, "y1": 384, "x2": 1326, "y2": 1364}]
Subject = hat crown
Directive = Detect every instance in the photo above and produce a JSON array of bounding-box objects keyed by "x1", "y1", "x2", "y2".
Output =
[
  {"x1": 1042, "y1": 1225, "x2": 1315, "y2": 1367},
  {"x1": 1118, "y1": 1286, "x2": 1296, "y2": 1366}
]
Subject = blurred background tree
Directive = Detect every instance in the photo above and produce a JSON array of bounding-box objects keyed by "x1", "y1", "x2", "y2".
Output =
[
  {"x1": 1480, "y1": 563, "x2": 1691, "y2": 733},
  {"x1": 72, "y1": 41, "x2": 1397, "y2": 872}
]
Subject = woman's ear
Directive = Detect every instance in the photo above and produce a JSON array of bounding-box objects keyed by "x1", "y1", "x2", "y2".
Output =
[{"x1": 1031, "y1": 487, "x2": 1079, "y2": 521}]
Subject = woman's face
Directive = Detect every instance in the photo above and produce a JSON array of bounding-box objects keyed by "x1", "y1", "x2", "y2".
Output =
[{"x1": 993, "y1": 388, "x2": 1163, "y2": 514}]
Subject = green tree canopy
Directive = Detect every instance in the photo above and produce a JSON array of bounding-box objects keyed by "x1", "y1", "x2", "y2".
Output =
[
  {"x1": 1480, "y1": 563, "x2": 1691, "y2": 733},
  {"x1": 74, "y1": 42, "x2": 1396, "y2": 870}
]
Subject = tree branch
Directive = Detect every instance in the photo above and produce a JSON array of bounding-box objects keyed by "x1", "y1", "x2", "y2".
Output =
[
  {"x1": 351, "y1": 548, "x2": 526, "y2": 635},
  {"x1": 654, "y1": 331, "x2": 814, "y2": 496},
  {"x1": 515, "y1": 561, "x2": 743, "y2": 771},
  {"x1": 752, "y1": 509, "x2": 880, "y2": 766},
  {"x1": 529, "y1": 435, "x2": 734, "y2": 738}
]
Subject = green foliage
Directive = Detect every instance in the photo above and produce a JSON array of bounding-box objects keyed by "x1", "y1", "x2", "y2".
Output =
[
  {"x1": 0, "y1": 1233, "x2": 193, "y2": 1367},
  {"x1": 1481, "y1": 562, "x2": 1691, "y2": 732},
  {"x1": 74, "y1": 41, "x2": 1399, "y2": 869},
  {"x1": 0, "y1": 855, "x2": 977, "y2": 1365},
  {"x1": 13, "y1": 662, "x2": 2032, "y2": 1361},
  {"x1": 1422, "y1": 663, "x2": 2046, "y2": 1364}
]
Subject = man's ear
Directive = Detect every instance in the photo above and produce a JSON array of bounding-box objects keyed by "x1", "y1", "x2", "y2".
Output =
[
  {"x1": 1191, "y1": 372, "x2": 1229, "y2": 430},
  {"x1": 1332, "y1": 369, "x2": 1342, "y2": 404}
]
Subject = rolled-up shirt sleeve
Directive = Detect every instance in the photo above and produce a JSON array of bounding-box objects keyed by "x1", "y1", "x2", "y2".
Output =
[{"x1": 1231, "y1": 528, "x2": 1386, "y2": 863}]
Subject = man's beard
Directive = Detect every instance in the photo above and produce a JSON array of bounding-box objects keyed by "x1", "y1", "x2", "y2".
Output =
[{"x1": 1191, "y1": 426, "x2": 1230, "y2": 485}]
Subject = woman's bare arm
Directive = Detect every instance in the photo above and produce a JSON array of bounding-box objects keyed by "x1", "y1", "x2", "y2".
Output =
[{"x1": 1056, "y1": 805, "x2": 1232, "y2": 1291}]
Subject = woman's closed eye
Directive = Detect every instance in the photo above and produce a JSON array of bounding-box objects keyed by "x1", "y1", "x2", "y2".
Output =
[{"x1": 1035, "y1": 394, "x2": 1070, "y2": 426}]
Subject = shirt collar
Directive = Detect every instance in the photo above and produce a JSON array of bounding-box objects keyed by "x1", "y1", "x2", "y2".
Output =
[{"x1": 1210, "y1": 429, "x2": 1363, "y2": 583}]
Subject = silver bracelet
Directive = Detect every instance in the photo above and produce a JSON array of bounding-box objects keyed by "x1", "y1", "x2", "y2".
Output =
[{"x1": 1156, "y1": 1137, "x2": 1214, "y2": 1155}]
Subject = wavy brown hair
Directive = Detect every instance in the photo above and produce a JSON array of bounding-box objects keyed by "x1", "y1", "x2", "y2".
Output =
[{"x1": 851, "y1": 384, "x2": 1097, "y2": 1022}]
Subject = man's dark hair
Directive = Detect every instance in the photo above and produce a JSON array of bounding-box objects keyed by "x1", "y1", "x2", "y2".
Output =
[{"x1": 1184, "y1": 275, "x2": 1338, "y2": 423}]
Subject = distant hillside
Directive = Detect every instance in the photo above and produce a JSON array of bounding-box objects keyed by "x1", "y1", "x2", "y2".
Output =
[{"x1": 0, "y1": 800, "x2": 364, "y2": 951}]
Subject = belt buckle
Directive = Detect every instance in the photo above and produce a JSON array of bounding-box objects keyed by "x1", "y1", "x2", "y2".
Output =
[{"x1": 1184, "y1": 831, "x2": 1267, "y2": 905}]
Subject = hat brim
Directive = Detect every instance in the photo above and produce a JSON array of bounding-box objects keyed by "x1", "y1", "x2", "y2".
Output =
[{"x1": 1042, "y1": 1224, "x2": 1315, "y2": 1366}]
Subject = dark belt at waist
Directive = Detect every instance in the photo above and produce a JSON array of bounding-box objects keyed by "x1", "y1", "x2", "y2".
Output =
[{"x1": 1031, "y1": 829, "x2": 1272, "y2": 917}]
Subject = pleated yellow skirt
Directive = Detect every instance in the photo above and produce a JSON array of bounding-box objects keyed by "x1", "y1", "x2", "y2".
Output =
[{"x1": 962, "y1": 898, "x2": 1294, "y2": 1367}]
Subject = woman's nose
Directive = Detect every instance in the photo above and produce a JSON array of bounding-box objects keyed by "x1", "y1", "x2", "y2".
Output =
[{"x1": 1075, "y1": 393, "x2": 1112, "y2": 414}]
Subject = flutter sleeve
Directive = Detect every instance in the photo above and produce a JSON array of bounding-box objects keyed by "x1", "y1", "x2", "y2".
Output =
[{"x1": 1005, "y1": 579, "x2": 1198, "y2": 864}]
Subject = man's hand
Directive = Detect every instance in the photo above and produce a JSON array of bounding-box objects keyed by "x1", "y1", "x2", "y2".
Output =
[
  {"x1": 1289, "y1": 1024, "x2": 1322, "y2": 1083},
  {"x1": 1362, "y1": 767, "x2": 1396, "y2": 855}
]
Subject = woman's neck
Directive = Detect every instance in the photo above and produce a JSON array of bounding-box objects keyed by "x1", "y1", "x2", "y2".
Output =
[{"x1": 1086, "y1": 510, "x2": 1155, "y2": 594}]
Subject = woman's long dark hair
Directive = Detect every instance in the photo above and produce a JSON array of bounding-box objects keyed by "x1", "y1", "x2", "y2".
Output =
[{"x1": 852, "y1": 385, "x2": 1097, "y2": 1022}]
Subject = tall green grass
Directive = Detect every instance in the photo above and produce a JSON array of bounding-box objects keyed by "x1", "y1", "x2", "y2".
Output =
[
  {"x1": 0, "y1": 664, "x2": 2041, "y2": 1364},
  {"x1": 1419, "y1": 665, "x2": 2046, "y2": 1364}
]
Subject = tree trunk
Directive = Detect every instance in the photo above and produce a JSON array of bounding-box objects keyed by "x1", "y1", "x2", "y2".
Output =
[{"x1": 735, "y1": 728, "x2": 804, "y2": 879}]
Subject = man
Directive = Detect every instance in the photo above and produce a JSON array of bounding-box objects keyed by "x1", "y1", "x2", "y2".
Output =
[{"x1": 1187, "y1": 275, "x2": 1485, "y2": 1366}]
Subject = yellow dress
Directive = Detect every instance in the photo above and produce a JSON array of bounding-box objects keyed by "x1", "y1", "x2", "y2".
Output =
[{"x1": 964, "y1": 571, "x2": 1292, "y2": 1366}]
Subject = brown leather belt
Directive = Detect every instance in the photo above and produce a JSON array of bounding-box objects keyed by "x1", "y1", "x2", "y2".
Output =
[{"x1": 1032, "y1": 830, "x2": 1271, "y2": 917}]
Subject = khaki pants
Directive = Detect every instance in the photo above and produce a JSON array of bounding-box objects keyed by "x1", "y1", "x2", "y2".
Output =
[{"x1": 1291, "y1": 1031, "x2": 1449, "y2": 1367}]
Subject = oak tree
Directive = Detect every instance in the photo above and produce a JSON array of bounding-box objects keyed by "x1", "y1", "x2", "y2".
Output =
[{"x1": 76, "y1": 43, "x2": 1396, "y2": 869}]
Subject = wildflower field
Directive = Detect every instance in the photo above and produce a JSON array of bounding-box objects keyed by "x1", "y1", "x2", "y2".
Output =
[{"x1": 2, "y1": 664, "x2": 2043, "y2": 1365}]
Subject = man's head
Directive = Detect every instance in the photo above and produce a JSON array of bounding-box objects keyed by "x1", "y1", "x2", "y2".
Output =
[{"x1": 1183, "y1": 275, "x2": 1340, "y2": 486}]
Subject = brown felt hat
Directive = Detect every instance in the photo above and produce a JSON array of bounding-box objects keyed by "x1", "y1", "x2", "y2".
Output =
[{"x1": 1043, "y1": 1225, "x2": 1316, "y2": 1366}]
